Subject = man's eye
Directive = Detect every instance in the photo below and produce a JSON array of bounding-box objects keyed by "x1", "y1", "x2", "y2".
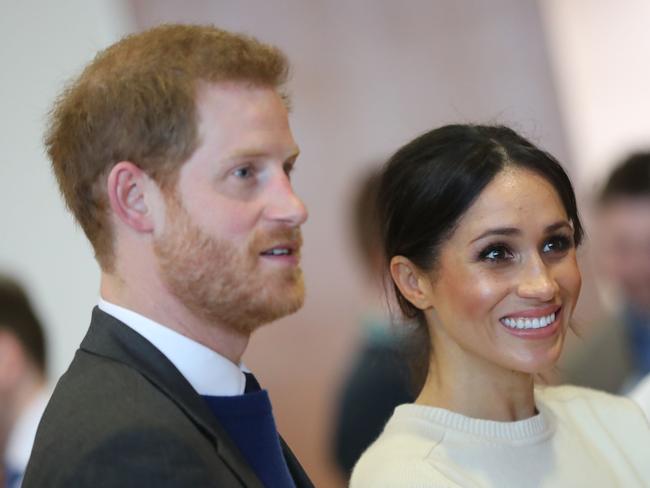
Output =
[
  {"x1": 233, "y1": 166, "x2": 253, "y2": 179},
  {"x1": 479, "y1": 244, "x2": 514, "y2": 262},
  {"x1": 543, "y1": 235, "x2": 573, "y2": 254}
]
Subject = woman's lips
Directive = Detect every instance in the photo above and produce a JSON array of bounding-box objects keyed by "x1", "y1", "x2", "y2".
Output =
[{"x1": 499, "y1": 306, "x2": 562, "y2": 338}]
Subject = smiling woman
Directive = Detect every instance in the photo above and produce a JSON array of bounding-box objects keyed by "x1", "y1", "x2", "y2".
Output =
[{"x1": 350, "y1": 125, "x2": 650, "y2": 488}]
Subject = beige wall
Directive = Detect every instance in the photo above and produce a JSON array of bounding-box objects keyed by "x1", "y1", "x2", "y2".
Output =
[
  {"x1": 0, "y1": 0, "x2": 132, "y2": 382},
  {"x1": 540, "y1": 0, "x2": 650, "y2": 190}
]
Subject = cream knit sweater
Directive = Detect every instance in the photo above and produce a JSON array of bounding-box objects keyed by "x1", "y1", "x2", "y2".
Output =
[{"x1": 350, "y1": 385, "x2": 650, "y2": 487}]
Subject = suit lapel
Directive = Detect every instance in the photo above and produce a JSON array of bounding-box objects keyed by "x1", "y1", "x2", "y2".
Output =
[
  {"x1": 80, "y1": 307, "x2": 264, "y2": 488},
  {"x1": 280, "y1": 436, "x2": 316, "y2": 488}
]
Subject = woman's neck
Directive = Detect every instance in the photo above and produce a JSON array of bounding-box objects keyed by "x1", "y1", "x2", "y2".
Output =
[{"x1": 416, "y1": 353, "x2": 537, "y2": 422}]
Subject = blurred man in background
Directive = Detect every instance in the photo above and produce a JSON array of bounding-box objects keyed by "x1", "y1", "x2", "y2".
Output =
[
  {"x1": 563, "y1": 154, "x2": 650, "y2": 395},
  {"x1": 0, "y1": 275, "x2": 49, "y2": 488},
  {"x1": 24, "y1": 24, "x2": 312, "y2": 487}
]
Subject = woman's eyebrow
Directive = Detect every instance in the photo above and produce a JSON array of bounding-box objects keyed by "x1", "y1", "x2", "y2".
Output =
[
  {"x1": 470, "y1": 221, "x2": 572, "y2": 244},
  {"x1": 470, "y1": 227, "x2": 519, "y2": 244},
  {"x1": 545, "y1": 221, "x2": 573, "y2": 233}
]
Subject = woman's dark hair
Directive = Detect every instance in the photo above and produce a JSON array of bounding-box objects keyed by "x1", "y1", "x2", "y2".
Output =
[{"x1": 378, "y1": 124, "x2": 583, "y2": 392}]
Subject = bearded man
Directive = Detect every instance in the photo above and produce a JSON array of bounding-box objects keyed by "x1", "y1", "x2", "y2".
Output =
[{"x1": 23, "y1": 24, "x2": 313, "y2": 488}]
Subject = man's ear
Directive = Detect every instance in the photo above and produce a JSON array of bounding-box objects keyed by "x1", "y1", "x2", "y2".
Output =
[
  {"x1": 106, "y1": 161, "x2": 156, "y2": 233},
  {"x1": 390, "y1": 256, "x2": 435, "y2": 311}
]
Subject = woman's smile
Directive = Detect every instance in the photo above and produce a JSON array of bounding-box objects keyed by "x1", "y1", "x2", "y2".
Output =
[{"x1": 421, "y1": 168, "x2": 581, "y2": 375}]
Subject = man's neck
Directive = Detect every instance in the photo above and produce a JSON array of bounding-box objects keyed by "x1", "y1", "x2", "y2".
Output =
[{"x1": 100, "y1": 273, "x2": 249, "y2": 364}]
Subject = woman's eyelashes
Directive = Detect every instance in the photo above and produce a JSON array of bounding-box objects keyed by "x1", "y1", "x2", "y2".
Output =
[
  {"x1": 478, "y1": 243, "x2": 514, "y2": 263},
  {"x1": 476, "y1": 234, "x2": 574, "y2": 264},
  {"x1": 542, "y1": 234, "x2": 574, "y2": 256}
]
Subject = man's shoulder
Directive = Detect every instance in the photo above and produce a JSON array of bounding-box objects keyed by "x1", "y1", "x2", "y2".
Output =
[
  {"x1": 24, "y1": 421, "x2": 232, "y2": 488},
  {"x1": 24, "y1": 349, "x2": 227, "y2": 487},
  {"x1": 33, "y1": 348, "x2": 198, "y2": 446}
]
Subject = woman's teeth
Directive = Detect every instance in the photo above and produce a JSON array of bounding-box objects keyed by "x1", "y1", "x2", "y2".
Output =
[{"x1": 501, "y1": 312, "x2": 556, "y2": 330}]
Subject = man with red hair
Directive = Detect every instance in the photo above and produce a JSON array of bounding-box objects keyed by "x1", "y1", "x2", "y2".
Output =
[{"x1": 24, "y1": 24, "x2": 312, "y2": 488}]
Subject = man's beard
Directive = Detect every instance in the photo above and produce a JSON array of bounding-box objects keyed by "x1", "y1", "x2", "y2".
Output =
[{"x1": 153, "y1": 197, "x2": 305, "y2": 335}]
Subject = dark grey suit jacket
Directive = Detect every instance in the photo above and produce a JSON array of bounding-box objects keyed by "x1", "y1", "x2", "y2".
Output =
[{"x1": 23, "y1": 307, "x2": 314, "y2": 488}]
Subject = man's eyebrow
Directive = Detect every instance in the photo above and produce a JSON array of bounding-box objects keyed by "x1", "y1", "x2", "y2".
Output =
[
  {"x1": 470, "y1": 220, "x2": 573, "y2": 244},
  {"x1": 227, "y1": 151, "x2": 267, "y2": 160},
  {"x1": 284, "y1": 149, "x2": 300, "y2": 163},
  {"x1": 228, "y1": 147, "x2": 300, "y2": 161}
]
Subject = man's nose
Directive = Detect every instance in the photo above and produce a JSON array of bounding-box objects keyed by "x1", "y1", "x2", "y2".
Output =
[{"x1": 264, "y1": 173, "x2": 308, "y2": 227}]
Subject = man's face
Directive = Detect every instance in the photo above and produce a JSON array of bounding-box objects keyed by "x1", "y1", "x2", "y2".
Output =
[
  {"x1": 153, "y1": 82, "x2": 308, "y2": 334},
  {"x1": 596, "y1": 196, "x2": 650, "y2": 312}
]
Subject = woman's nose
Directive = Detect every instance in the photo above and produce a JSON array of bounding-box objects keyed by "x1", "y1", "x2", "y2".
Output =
[{"x1": 516, "y1": 254, "x2": 558, "y2": 301}]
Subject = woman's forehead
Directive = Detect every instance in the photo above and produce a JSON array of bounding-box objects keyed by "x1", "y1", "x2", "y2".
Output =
[{"x1": 450, "y1": 169, "x2": 567, "y2": 241}]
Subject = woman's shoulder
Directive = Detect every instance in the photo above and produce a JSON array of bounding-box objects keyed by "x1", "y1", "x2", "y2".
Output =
[
  {"x1": 536, "y1": 384, "x2": 650, "y2": 482},
  {"x1": 630, "y1": 374, "x2": 650, "y2": 417},
  {"x1": 536, "y1": 384, "x2": 650, "y2": 430},
  {"x1": 351, "y1": 450, "x2": 457, "y2": 488},
  {"x1": 350, "y1": 406, "x2": 457, "y2": 488},
  {"x1": 537, "y1": 384, "x2": 640, "y2": 409}
]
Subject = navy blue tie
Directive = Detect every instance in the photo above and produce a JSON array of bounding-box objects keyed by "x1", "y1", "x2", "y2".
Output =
[{"x1": 244, "y1": 372, "x2": 261, "y2": 393}]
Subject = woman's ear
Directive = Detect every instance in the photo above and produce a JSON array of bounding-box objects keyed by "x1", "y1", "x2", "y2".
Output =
[{"x1": 390, "y1": 255, "x2": 435, "y2": 311}]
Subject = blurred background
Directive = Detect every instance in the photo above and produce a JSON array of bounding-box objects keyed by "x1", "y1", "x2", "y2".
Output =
[{"x1": 2, "y1": 1, "x2": 650, "y2": 486}]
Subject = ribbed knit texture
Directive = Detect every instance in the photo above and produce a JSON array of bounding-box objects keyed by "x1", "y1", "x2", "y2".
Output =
[
  {"x1": 402, "y1": 403, "x2": 551, "y2": 443},
  {"x1": 351, "y1": 385, "x2": 650, "y2": 487}
]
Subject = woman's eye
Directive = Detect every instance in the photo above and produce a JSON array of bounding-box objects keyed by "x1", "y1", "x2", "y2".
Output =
[
  {"x1": 543, "y1": 235, "x2": 573, "y2": 254},
  {"x1": 479, "y1": 244, "x2": 514, "y2": 262}
]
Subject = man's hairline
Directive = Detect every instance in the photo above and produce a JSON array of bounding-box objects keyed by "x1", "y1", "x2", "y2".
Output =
[{"x1": 195, "y1": 74, "x2": 290, "y2": 100}]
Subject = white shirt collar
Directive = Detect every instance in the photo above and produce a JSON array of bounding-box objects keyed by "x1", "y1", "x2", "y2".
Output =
[
  {"x1": 5, "y1": 386, "x2": 51, "y2": 472},
  {"x1": 97, "y1": 298, "x2": 246, "y2": 397}
]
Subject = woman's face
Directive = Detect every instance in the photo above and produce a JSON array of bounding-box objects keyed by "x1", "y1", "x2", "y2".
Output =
[{"x1": 421, "y1": 168, "x2": 581, "y2": 375}]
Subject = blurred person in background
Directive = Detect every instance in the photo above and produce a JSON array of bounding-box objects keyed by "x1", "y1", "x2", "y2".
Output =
[
  {"x1": 0, "y1": 275, "x2": 49, "y2": 488},
  {"x1": 331, "y1": 169, "x2": 414, "y2": 480},
  {"x1": 23, "y1": 24, "x2": 313, "y2": 488},
  {"x1": 562, "y1": 154, "x2": 650, "y2": 395}
]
